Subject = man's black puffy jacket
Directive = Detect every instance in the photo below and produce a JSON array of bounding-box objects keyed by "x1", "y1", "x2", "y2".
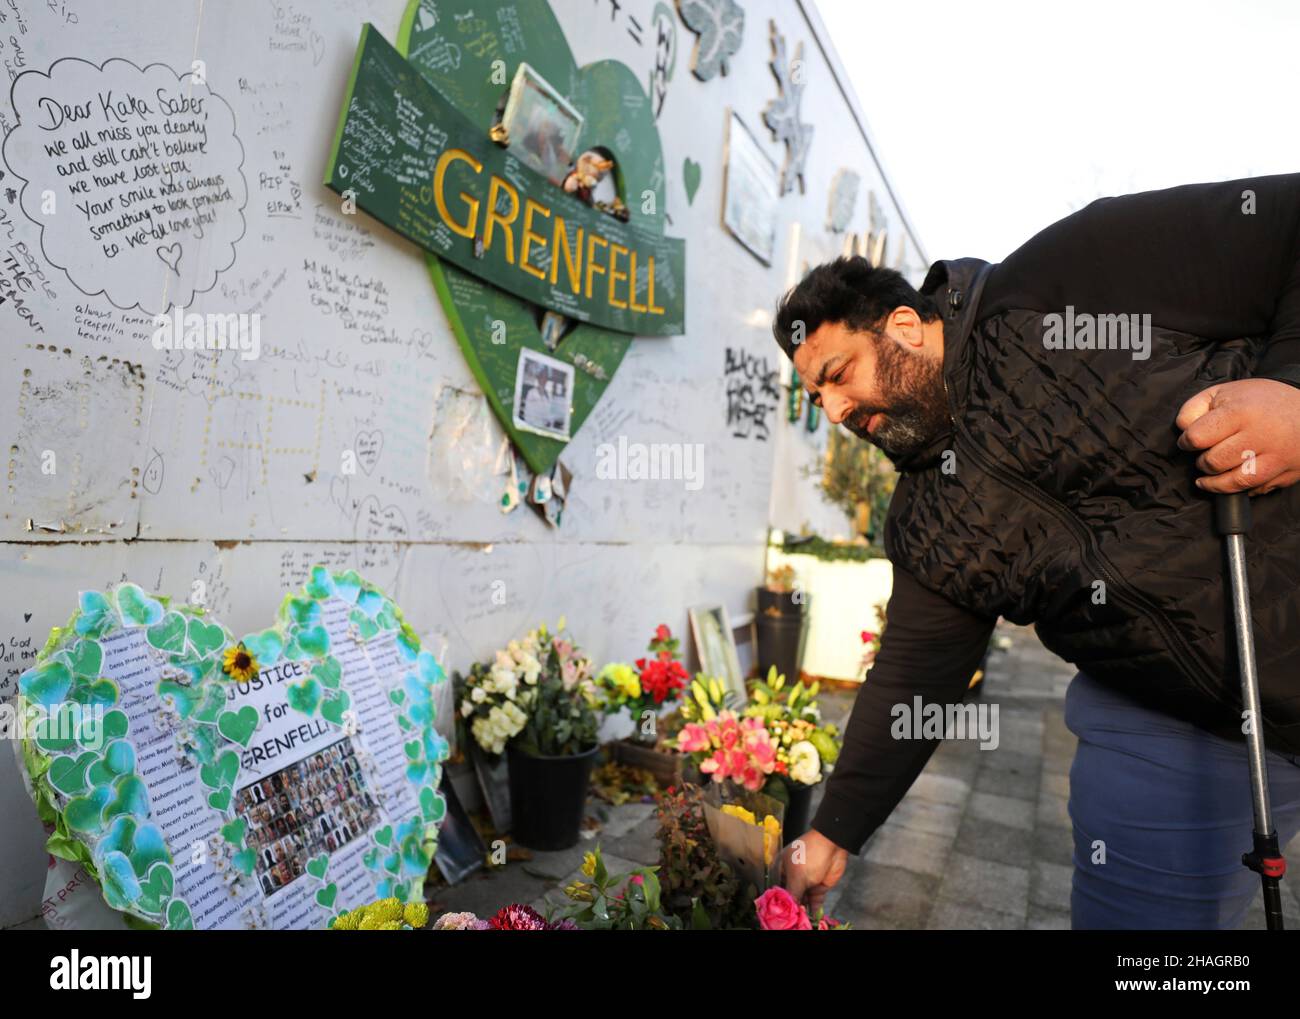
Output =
[{"x1": 813, "y1": 174, "x2": 1300, "y2": 853}]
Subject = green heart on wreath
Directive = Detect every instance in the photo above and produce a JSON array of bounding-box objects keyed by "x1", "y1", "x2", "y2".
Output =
[
  {"x1": 199, "y1": 750, "x2": 240, "y2": 791},
  {"x1": 320, "y1": 692, "x2": 350, "y2": 727},
  {"x1": 315, "y1": 883, "x2": 338, "y2": 910},
  {"x1": 232, "y1": 849, "x2": 257, "y2": 875},
  {"x1": 166, "y1": 898, "x2": 195, "y2": 930},
  {"x1": 306, "y1": 854, "x2": 329, "y2": 880},
  {"x1": 146, "y1": 612, "x2": 188, "y2": 655},
  {"x1": 220, "y1": 817, "x2": 248, "y2": 846},
  {"x1": 325, "y1": 2, "x2": 683, "y2": 476},
  {"x1": 286, "y1": 677, "x2": 322, "y2": 716},
  {"x1": 217, "y1": 706, "x2": 259, "y2": 747},
  {"x1": 187, "y1": 617, "x2": 227, "y2": 657},
  {"x1": 48, "y1": 751, "x2": 98, "y2": 796},
  {"x1": 65, "y1": 639, "x2": 103, "y2": 679}
]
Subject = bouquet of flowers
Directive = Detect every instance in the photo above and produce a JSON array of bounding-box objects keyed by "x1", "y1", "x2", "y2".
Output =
[
  {"x1": 743, "y1": 667, "x2": 840, "y2": 789},
  {"x1": 458, "y1": 618, "x2": 600, "y2": 757},
  {"x1": 672, "y1": 711, "x2": 779, "y2": 791},
  {"x1": 595, "y1": 624, "x2": 689, "y2": 736}
]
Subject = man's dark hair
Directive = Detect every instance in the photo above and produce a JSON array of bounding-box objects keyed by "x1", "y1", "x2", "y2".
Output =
[{"x1": 772, "y1": 256, "x2": 940, "y2": 360}]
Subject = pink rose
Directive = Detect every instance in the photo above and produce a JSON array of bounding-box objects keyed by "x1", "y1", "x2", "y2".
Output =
[{"x1": 755, "y1": 887, "x2": 812, "y2": 930}]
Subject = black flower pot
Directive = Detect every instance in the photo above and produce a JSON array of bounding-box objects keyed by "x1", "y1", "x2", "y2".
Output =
[
  {"x1": 755, "y1": 587, "x2": 809, "y2": 681},
  {"x1": 506, "y1": 742, "x2": 600, "y2": 851}
]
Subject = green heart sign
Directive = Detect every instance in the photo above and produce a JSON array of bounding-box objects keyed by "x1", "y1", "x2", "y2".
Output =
[
  {"x1": 324, "y1": 2, "x2": 686, "y2": 475},
  {"x1": 217, "y1": 707, "x2": 259, "y2": 748}
]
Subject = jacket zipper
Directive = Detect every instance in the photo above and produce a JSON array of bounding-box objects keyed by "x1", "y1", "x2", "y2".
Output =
[{"x1": 940, "y1": 376, "x2": 1229, "y2": 710}]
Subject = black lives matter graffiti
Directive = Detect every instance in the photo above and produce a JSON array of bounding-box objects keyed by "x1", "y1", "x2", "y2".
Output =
[{"x1": 724, "y1": 347, "x2": 779, "y2": 440}]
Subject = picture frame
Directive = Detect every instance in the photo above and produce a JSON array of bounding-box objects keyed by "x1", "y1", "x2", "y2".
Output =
[
  {"x1": 512, "y1": 348, "x2": 575, "y2": 441},
  {"x1": 721, "y1": 109, "x2": 780, "y2": 265},
  {"x1": 500, "y1": 62, "x2": 585, "y2": 187},
  {"x1": 689, "y1": 604, "x2": 746, "y2": 704}
]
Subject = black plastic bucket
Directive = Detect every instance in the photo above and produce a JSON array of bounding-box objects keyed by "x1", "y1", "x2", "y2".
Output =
[
  {"x1": 506, "y1": 742, "x2": 600, "y2": 850},
  {"x1": 756, "y1": 611, "x2": 808, "y2": 682},
  {"x1": 782, "y1": 780, "x2": 816, "y2": 844}
]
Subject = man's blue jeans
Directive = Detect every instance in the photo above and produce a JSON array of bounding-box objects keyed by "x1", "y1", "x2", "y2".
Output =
[{"x1": 1065, "y1": 670, "x2": 1300, "y2": 929}]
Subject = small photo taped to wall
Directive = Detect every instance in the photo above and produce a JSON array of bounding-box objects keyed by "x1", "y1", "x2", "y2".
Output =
[{"x1": 512, "y1": 347, "x2": 575, "y2": 441}]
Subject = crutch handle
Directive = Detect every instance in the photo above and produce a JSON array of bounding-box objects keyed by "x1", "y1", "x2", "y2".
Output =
[{"x1": 1214, "y1": 491, "x2": 1251, "y2": 536}]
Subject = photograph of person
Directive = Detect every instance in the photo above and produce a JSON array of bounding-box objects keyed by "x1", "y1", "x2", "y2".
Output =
[{"x1": 512, "y1": 349, "x2": 574, "y2": 440}]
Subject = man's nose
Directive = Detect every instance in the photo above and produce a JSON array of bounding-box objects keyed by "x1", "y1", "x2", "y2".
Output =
[{"x1": 823, "y1": 393, "x2": 852, "y2": 425}]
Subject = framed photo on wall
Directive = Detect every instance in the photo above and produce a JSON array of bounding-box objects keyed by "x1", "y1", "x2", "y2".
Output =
[
  {"x1": 501, "y1": 62, "x2": 584, "y2": 186},
  {"x1": 721, "y1": 110, "x2": 780, "y2": 265},
  {"x1": 689, "y1": 604, "x2": 746, "y2": 704}
]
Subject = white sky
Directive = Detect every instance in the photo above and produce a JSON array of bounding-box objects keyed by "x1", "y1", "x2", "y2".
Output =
[{"x1": 817, "y1": 0, "x2": 1300, "y2": 264}]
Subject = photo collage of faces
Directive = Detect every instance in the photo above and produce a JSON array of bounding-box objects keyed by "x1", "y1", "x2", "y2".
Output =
[{"x1": 234, "y1": 739, "x2": 381, "y2": 897}]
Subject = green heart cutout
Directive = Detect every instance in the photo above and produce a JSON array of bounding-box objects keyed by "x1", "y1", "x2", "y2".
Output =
[
  {"x1": 286, "y1": 677, "x2": 322, "y2": 716},
  {"x1": 48, "y1": 751, "x2": 98, "y2": 796},
  {"x1": 207, "y1": 786, "x2": 232, "y2": 812},
  {"x1": 401, "y1": 837, "x2": 430, "y2": 875},
  {"x1": 136, "y1": 863, "x2": 174, "y2": 914},
  {"x1": 79, "y1": 708, "x2": 129, "y2": 747},
  {"x1": 64, "y1": 784, "x2": 113, "y2": 834},
  {"x1": 405, "y1": 760, "x2": 428, "y2": 783},
  {"x1": 158, "y1": 680, "x2": 201, "y2": 719},
  {"x1": 420, "y1": 785, "x2": 446, "y2": 822},
  {"x1": 305, "y1": 566, "x2": 336, "y2": 599},
  {"x1": 19, "y1": 660, "x2": 73, "y2": 708},
  {"x1": 187, "y1": 617, "x2": 227, "y2": 657},
  {"x1": 232, "y1": 849, "x2": 256, "y2": 875},
  {"x1": 396, "y1": 715, "x2": 413, "y2": 732},
  {"x1": 221, "y1": 817, "x2": 248, "y2": 846},
  {"x1": 403, "y1": 740, "x2": 421, "y2": 761},
  {"x1": 683, "y1": 157, "x2": 702, "y2": 205},
  {"x1": 382, "y1": 852, "x2": 400, "y2": 875},
  {"x1": 199, "y1": 749, "x2": 240, "y2": 791},
  {"x1": 389, "y1": 689, "x2": 405, "y2": 706},
  {"x1": 87, "y1": 739, "x2": 135, "y2": 786},
  {"x1": 192, "y1": 684, "x2": 227, "y2": 724},
  {"x1": 99, "y1": 850, "x2": 142, "y2": 911},
  {"x1": 392, "y1": 0, "x2": 680, "y2": 474},
  {"x1": 313, "y1": 657, "x2": 342, "y2": 690},
  {"x1": 34, "y1": 703, "x2": 81, "y2": 753},
  {"x1": 286, "y1": 596, "x2": 322, "y2": 626},
  {"x1": 373, "y1": 825, "x2": 393, "y2": 847},
  {"x1": 306, "y1": 854, "x2": 329, "y2": 880},
  {"x1": 105, "y1": 774, "x2": 151, "y2": 820},
  {"x1": 289, "y1": 624, "x2": 330, "y2": 659},
  {"x1": 126, "y1": 821, "x2": 169, "y2": 876},
  {"x1": 315, "y1": 883, "x2": 338, "y2": 910},
  {"x1": 362, "y1": 847, "x2": 379, "y2": 870},
  {"x1": 241, "y1": 629, "x2": 283, "y2": 666},
  {"x1": 333, "y1": 571, "x2": 362, "y2": 604},
  {"x1": 74, "y1": 591, "x2": 114, "y2": 639},
  {"x1": 320, "y1": 691, "x2": 350, "y2": 727},
  {"x1": 116, "y1": 583, "x2": 164, "y2": 627},
  {"x1": 166, "y1": 898, "x2": 195, "y2": 930},
  {"x1": 71, "y1": 676, "x2": 118, "y2": 709},
  {"x1": 146, "y1": 612, "x2": 188, "y2": 654},
  {"x1": 349, "y1": 610, "x2": 380, "y2": 642},
  {"x1": 217, "y1": 706, "x2": 259, "y2": 747},
  {"x1": 65, "y1": 639, "x2": 104, "y2": 678}
]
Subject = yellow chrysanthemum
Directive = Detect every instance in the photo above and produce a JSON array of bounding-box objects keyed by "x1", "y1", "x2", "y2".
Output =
[
  {"x1": 221, "y1": 642, "x2": 259, "y2": 682},
  {"x1": 331, "y1": 910, "x2": 359, "y2": 931},
  {"x1": 403, "y1": 902, "x2": 429, "y2": 929},
  {"x1": 581, "y1": 851, "x2": 597, "y2": 877}
]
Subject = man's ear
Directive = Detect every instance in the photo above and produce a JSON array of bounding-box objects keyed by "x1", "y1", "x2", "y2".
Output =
[{"x1": 889, "y1": 306, "x2": 925, "y2": 347}]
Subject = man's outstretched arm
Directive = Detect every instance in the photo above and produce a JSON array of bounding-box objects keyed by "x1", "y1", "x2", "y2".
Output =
[{"x1": 784, "y1": 567, "x2": 995, "y2": 913}]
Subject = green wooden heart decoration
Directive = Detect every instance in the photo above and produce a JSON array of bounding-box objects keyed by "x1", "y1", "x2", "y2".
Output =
[
  {"x1": 221, "y1": 817, "x2": 248, "y2": 846},
  {"x1": 324, "y1": 2, "x2": 685, "y2": 476},
  {"x1": 306, "y1": 854, "x2": 329, "y2": 880},
  {"x1": 207, "y1": 786, "x2": 232, "y2": 812},
  {"x1": 315, "y1": 883, "x2": 338, "y2": 910}
]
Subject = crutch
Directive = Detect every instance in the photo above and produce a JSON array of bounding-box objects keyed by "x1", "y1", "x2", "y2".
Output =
[{"x1": 1215, "y1": 491, "x2": 1287, "y2": 930}]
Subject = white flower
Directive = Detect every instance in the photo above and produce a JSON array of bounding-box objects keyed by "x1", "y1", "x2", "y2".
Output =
[
  {"x1": 788, "y1": 740, "x2": 822, "y2": 785},
  {"x1": 470, "y1": 686, "x2": 487, "y2": 704}
]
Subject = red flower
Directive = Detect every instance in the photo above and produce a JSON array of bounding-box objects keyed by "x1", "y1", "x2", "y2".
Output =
[{"x1": 655, "y1": 624, "x2": 671, "y2": 643}]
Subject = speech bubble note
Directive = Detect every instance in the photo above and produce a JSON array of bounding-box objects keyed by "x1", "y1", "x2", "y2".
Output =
[{"x1": 3, "y1": 57, "x2": 248, "y2": 313}]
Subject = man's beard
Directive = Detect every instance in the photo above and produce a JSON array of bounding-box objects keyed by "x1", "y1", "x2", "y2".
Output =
[{"x1": 843, "y1": 335, "x2": 950, "y2": 460}]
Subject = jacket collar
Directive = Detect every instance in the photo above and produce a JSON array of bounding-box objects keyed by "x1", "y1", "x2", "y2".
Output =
[{"x1": 887, "y1": 257, "x2": 995, "y2": 473}]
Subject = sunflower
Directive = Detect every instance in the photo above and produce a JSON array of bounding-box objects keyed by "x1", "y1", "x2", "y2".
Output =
[{"x1": 222, "y1": 642, "x2": 259, "y2": 681}]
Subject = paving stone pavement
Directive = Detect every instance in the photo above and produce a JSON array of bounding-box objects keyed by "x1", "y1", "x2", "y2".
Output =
[{"x1": 427, "y1": 622, "x2": 1300, "y2": 930}]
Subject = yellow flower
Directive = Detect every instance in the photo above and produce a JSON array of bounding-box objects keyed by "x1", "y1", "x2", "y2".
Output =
[
  {"x1": 581, "y1": 852, "x2": 597, "y2": 877},
  {"x1": 403, "y1": 902, "x2": 429, "y2": 929},
  {"x1": 762, "y1": 814, "x2": 781, "y2": 867},
  {"x1": 721, "y1": 803, "x2": 758, "y2": 826},
  {"x1": 221, "y1": 643, "x2": 259, "y2": 682}
]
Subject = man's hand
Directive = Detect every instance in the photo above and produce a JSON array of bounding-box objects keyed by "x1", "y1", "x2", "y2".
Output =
[
  {"x1": 1175, "y1": 378, "x2": 1300, "y2": 496},
  {"x1": 782, "y1": 828, "x2": 849, "y2": 916}
]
